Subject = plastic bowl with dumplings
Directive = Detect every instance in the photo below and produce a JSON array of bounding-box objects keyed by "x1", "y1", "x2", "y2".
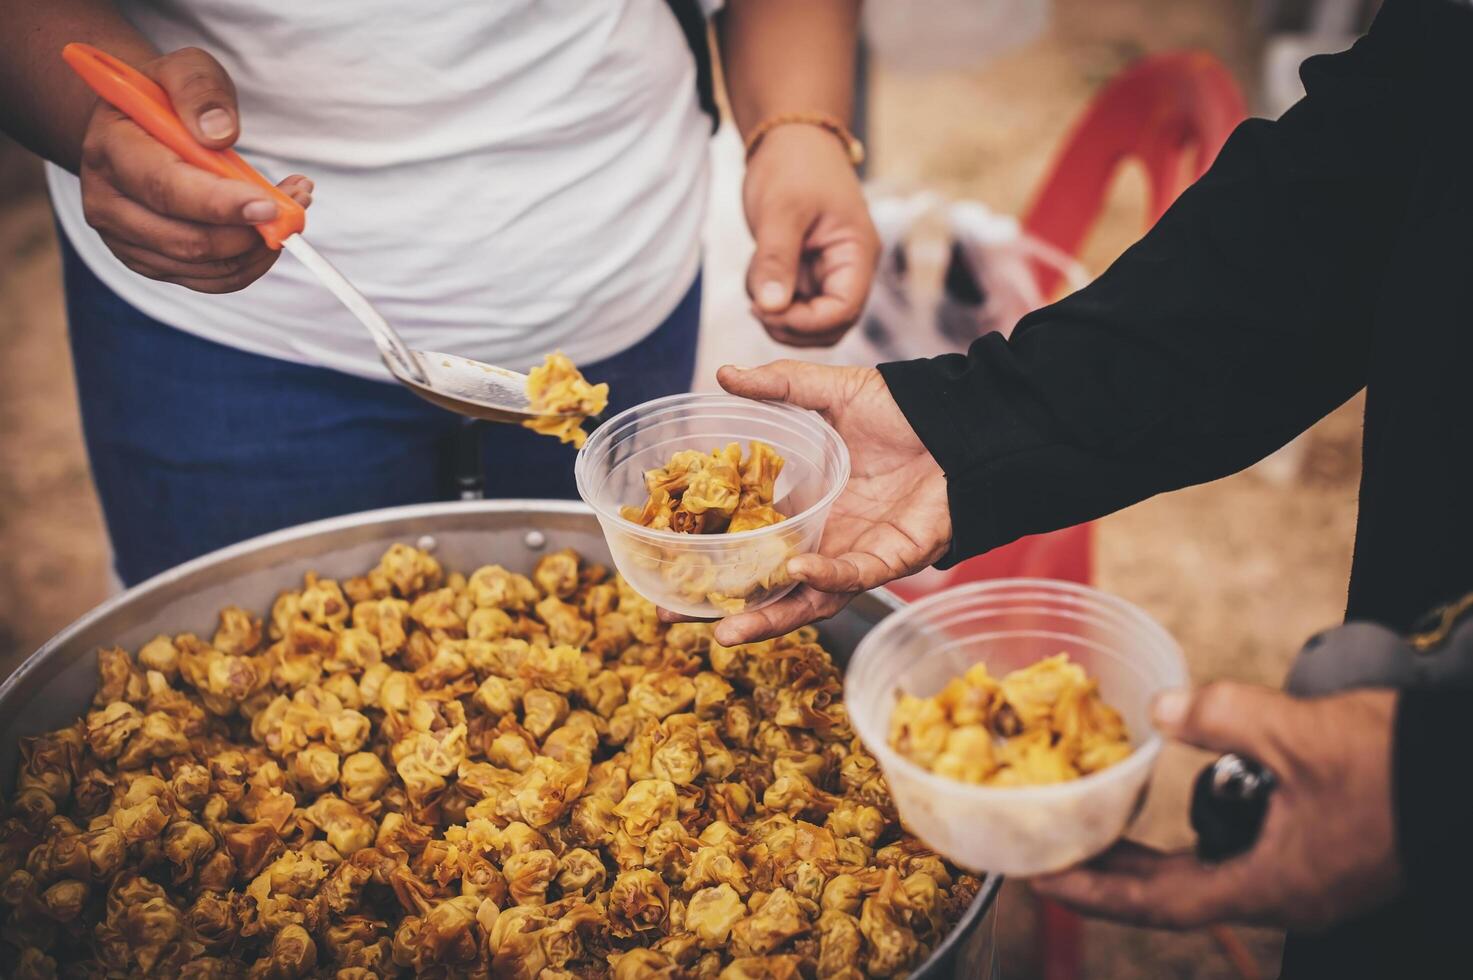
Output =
[
  {"x1": 575, "y1": 393, "x2": 849, "y2": 619},
  {"x1": 846, "y1": 579, "x2": 1189, "y2": 876}
]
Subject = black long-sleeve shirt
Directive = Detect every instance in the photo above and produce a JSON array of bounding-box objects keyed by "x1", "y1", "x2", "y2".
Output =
[{"x1": 880, "y1": 1, "x2": 1473, "y2": 974}]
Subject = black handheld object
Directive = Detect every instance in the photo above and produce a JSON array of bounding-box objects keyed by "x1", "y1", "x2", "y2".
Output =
[{"x1": 1190, "y1": 753, "x2": 1277, "y2": 862}]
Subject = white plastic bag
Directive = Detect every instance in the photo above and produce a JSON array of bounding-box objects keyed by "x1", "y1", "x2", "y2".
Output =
[{"x1": 820, "y1": 191, "x2": 1087, "y2": 367}]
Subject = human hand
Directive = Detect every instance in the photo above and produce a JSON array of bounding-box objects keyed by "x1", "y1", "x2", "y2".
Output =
[
  {"x1": 79, "y1": 47, "x2": 312, "y2": 293},
  {"x1": 687, "y1": 360, "x2": 950, "y2": 646},
  {"x1": 742, "y1": 125, "x2": 879, "y2": 347},
  {"x1": 1032, "y1": 683, "x2": 1401, "y2": 931}
]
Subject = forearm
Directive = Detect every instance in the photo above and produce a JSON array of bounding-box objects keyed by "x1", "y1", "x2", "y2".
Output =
[
  {"x1": 716, "y1": 0, "x2": 859, "y2": 135},
  {"x1": 0, "y1": 0, "x2": 156, "y2": 171}
]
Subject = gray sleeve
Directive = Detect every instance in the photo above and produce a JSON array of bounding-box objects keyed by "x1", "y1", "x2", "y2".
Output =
[{"x1": 1286, "y1": 614, "x2": 1473, "y2": 697}]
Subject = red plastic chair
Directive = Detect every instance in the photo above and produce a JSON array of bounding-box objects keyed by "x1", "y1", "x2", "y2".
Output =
[
  {"x1": 1023, "y1": 50, "x2": 1249, "y2": 297},
  {"x1": 884, "y1": 51, "x2": 1246, "y2": 980}
]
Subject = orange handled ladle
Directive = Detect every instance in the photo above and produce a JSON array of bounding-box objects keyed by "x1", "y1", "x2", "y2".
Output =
[{"x1": 63, "y1": 42, "x2": 567, "y2": 423}]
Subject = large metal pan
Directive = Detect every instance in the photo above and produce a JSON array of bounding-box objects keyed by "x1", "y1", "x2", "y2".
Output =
[{"x1": 0, "y1": 500, "x2": 1001, "y2": 977}]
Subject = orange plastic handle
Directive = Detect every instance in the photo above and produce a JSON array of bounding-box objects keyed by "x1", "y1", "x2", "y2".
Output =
[{"x1": 62, "y1": 42, "x2": 306, "y2": 249}]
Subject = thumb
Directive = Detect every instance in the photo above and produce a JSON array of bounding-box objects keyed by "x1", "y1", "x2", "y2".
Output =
[
  {"x1": 1153, "y1": 682, "x2": 1288, "y2": 765},
  {"x1": 717, "y1": 360, "x2": 842, "y2": 412},
  {"x1": 153, "y1": 47, "x2": 241, "y2": 149},
  {"x1": 747, "y1": 204, "x2": 811, "y2": 313}
]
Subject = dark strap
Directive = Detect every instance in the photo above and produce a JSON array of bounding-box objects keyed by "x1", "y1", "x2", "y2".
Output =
[{"x1": 664, "y1": 0, "x2": 718, "y2": 132}]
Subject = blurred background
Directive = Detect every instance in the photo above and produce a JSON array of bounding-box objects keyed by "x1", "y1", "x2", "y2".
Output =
[{"x1": 0, "y1": 0, "x2": 1376, "y2": 976}]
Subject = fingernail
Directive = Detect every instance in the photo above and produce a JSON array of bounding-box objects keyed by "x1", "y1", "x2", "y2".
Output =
[
  {"x1": 199, "y1": 108, "x2": 234, "y2": 140},
  {"x1": 759, "y1": 282, "x2": 788, "y2": 309},
  {"x1": 242, "y1": 201, "x2": 278, "y2": 223},
  {"x1": 299, "y1": 178, "x2": 315, "y2": 193},
  {"x1": 1152, "y1": 689, "x2": 1189, "y2": 728}
]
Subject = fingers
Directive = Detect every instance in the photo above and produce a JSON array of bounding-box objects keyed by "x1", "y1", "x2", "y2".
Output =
[
  {"x1": 756, "y1": 241, "x2": 876, "y2": 346},
  {"x1": 1031, "y1": 843, "x2": 1256, "y2": 930},
  {"x1": 787, "y1": 552, "x2": 896, "y2": 594},
  {"x1": 1153, "y1": 682, "x2": 1292, "y2": 769},
  {"x1": 100, "y1": 174, "x2": 309, "y2": 259},
  {"x1": 746, "y1": 203, "x2": 811, "y2": 317},
  {"x1": 716, "y1": 360, "x2": 843, "y2": 412},
  {"x1": 107, "y1": 237, "x2": 277, "y2": 292},
  {"x1": 152, "y1": 47, "x2": 241, "y2": 149},
  {"x1": 656, "y1": 608, "x2": 712, "y2": 625},
  {"x1": 98, "y1": 119, "x2": 283, "y2": 225},
  {"x1": 87, "y1": 179, "x2": 259, "y2": 254},
  {"x1": 707, "y1": 553, "x2": 894, "y2": 645},
  {"x1": 712, "y1": 586, "x2": 851, "y2": 646},
  {"x1": 84, "y1": 172, "x2": 310, "y2": 292},
  {"x1": 279, "y1": 174, "x2": 314, "y2": 207},
  {"x1": 761, "y1": 313, "x2": 852, "y2": 349}
]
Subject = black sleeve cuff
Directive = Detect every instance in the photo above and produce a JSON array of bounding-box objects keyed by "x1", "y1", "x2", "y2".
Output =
[
  {"x1": 876, "y1": 357, "x2": 974, "y2": 473},
  {"x1": 1393, "y1": 689, "x2": 1473, "y2": 903}
]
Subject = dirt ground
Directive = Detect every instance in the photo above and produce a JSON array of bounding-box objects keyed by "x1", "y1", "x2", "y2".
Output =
[{"x1": 0, "y1": 1, "x2": 1364, "y2": 976}]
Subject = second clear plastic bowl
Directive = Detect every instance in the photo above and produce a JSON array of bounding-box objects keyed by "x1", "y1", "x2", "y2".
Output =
[
  {"x1": 846, "y1": 579, "x2": 1189, "y2": 876},
  {"x1": 574, "y1": 393, "x2": 850, "y2": 618}
]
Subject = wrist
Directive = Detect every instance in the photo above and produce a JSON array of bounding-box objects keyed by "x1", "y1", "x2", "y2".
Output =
[
  {"x1": 925, "y1": 459, "x2": 955, "y2": 565},
  {"x1": 743, "y1": 125, "x2": 861, "y2": 207},
  {"x1": 745, "y1": 114, "x2": 864, "y2": 170}
]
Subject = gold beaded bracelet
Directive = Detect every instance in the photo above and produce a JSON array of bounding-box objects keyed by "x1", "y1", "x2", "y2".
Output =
[{"x1": 743, "y1": 112, "x2": 866, "y2": 168}]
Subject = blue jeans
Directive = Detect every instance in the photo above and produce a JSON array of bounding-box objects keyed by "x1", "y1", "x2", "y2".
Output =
[{"x1": 61, "y1": 237, "x2": 701, "y2": 586}]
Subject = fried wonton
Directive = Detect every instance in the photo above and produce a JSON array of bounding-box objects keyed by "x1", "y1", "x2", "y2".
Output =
[{"x1": 889, "y1": 654, "x2": 1132, "y2": 787}]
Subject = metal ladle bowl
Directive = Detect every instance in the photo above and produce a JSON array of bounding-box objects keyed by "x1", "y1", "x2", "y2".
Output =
[{"x1": 393, "y1": 351, "x2": 553, "y2": 424}]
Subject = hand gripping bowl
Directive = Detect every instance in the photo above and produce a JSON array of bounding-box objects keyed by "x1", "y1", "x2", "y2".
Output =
[
  {"x1": 847, "y1": 579, "x2": 1190, "y2": 877},
  {"x1": 574, "y1": 393, "x2": 850, "y2": 618},
  {"x1": 0, "y1": 501, "x2": 1002, "y2": 978}
]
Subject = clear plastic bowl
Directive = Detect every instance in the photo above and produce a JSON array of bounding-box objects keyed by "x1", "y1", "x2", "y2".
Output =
[
  {"x1": 575, "y1": 393, "x2": 850, "y2": 618},
  {"x1": 847, "y1": 579, "x2": 1189, "y2": 876}
]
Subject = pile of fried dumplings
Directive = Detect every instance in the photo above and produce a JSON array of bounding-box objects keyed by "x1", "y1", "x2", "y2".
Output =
[{"x1": 0, "y1": 544, "x2": 980, "y2": 979}]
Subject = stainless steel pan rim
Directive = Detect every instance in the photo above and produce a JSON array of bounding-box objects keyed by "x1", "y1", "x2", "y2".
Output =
[
  {"x1": 0, "y1": 500, "x2": 591, "y2": 709},
  {"x1": 0, "y1": 498, "x2": 1000, "y2": 978}
]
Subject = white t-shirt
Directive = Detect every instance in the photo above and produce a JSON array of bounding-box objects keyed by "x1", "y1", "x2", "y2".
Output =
[{"x1": 48, "y1": 0, "x2": 712, "y2": 379}]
